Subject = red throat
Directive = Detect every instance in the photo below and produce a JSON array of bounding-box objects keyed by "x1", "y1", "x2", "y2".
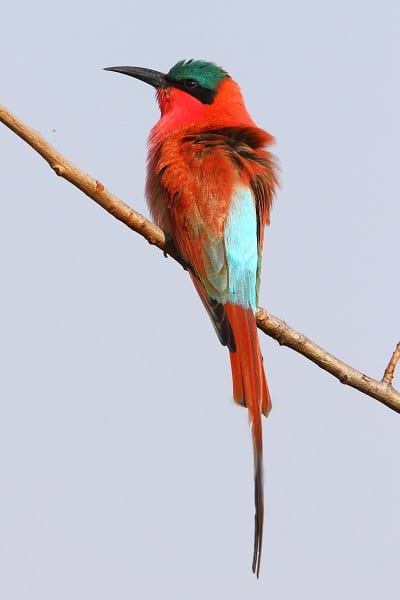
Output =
[{"x1": 152, "y1": 78, "x2": 263, "y2": 140}]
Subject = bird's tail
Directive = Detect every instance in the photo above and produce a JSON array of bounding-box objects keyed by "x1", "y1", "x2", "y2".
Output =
[{"x1": 225, "y1": 303, "x2": 271, "y2": 578}]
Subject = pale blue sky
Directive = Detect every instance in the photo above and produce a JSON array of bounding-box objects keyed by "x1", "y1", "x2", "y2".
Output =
[{"x1": 1, "y1": 1, "x2": 400, "y2": 598}]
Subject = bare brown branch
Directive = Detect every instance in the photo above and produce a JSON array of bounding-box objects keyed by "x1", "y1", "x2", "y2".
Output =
[
  {"x1": 0, "y1": 105, "x2": 179, "y2": 257},
  {"x1": 1, "y1": 103, "x2": 400, "y2": 414},
  {"x1": 256, "y1": 309, "x2": 400, "y2": 414},
  {"x1": 382, "y1": 342, "x2": 400, "y2": 385}
]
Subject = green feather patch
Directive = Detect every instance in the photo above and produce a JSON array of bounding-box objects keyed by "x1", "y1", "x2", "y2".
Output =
[{"x1": 167, "y1": 59, "x2": 229, "y2": 91}]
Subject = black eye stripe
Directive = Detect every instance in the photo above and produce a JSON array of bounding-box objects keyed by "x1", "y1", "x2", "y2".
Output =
[
  {"x1": 166, "y1": 79, "x2": 216, "y2": 104},
  {"x1": 183, "y1": 79, "x2": 197, "y2": 89}
]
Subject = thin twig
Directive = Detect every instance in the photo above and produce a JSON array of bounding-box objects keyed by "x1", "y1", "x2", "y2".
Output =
[
  {"x1": 382, "y1": 342, "x2": 400, "y2": 385},
  {"x1": 1, "y1": 103, "x2": 400, "y2": 414}
]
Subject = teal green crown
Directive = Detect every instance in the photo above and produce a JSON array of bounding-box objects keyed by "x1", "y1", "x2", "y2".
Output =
[{"x1": 167, "y1": 60, "x2": 229, "y2": 90}]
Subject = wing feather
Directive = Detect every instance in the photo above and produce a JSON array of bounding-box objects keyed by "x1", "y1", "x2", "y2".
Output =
[{"x1": 146, "y1": 126, "x2": 278, "y2": 344}]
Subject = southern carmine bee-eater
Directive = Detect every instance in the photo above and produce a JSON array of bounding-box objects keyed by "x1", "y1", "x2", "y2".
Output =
[{"x1": 105, "y1": 59, "x2": 278, "y2": 577}]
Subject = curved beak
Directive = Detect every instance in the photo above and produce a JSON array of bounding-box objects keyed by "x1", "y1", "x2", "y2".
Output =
[{"x1": 104, "y1": 66, "x2": 168, "y2": 89}]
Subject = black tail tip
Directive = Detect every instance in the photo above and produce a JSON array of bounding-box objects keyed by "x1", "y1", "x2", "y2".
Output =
[
  {"x1": 252, "y1": 455, "x2": 264, "y2": 578},
  {"x1": 252, "y1": 541, "x2": 262, "y2": 578}
]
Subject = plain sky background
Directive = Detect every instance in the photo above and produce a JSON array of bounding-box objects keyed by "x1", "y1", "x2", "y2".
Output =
[{"x1": 1, "y1": 1, "x2": 400, "y2": 598}]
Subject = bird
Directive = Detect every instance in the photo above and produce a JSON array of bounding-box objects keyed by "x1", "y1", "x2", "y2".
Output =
[{"x1": 105, "y1": 59, "x2": 278, "y2": 577}]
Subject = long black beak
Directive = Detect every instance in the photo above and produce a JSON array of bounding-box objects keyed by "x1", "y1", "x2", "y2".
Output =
[{"x1": 104, "y1": 66, "x2": 168, "y2": 89}]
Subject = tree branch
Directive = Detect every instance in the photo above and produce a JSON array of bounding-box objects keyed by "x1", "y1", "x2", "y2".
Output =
[
  {"x1": 1, "y1": 104, "x2": 399, "y2": 414},
  {"x1": 256, "y1": 309, "x2": 400, "y2": 413}
]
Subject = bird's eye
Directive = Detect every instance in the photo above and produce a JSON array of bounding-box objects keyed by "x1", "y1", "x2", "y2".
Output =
[{"x1": 183, "y1": 79, "x2": 198, "y2": 89}]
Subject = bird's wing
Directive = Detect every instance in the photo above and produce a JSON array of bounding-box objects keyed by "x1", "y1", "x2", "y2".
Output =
[{"x1": 150, "y1": 127, "x2": 277, "y2": 346}]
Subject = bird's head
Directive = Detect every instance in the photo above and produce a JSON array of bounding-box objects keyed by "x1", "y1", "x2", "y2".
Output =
[{"x1": 105, "y1": 59, "x2": 257, "y2": 132}]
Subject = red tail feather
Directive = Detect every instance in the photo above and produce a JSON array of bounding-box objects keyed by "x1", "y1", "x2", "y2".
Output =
[{"x1": 225, "y1": 303, "x2": 271, "y2": 577}]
